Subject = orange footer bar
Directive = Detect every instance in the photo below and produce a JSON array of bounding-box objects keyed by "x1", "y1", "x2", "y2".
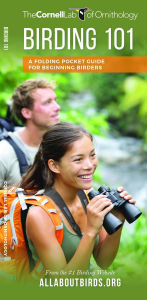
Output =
[{"x1": 23, "y1": 56, "x2": 147, "y2": 73}]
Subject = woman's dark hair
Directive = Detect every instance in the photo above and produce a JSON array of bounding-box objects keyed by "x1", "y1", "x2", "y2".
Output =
[{"x1": 20, "y1": 122, "x2": 93, "y2": 191}]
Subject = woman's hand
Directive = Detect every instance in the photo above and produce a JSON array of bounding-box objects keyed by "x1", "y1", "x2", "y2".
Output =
[
  {"x1": 117, "y1": 186, "x2": 136, "y2": 204},
  {"x1": 85, "y1": 195, "x2": 114, "y2": 238},
  {"x1": 113, "y1": 186, "x2": 136, "y2": 221}
]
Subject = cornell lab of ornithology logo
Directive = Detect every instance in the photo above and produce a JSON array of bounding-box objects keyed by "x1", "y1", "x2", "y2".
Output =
[{"x1": 22, "y1": 9, "x2": 138, "y2": 21}]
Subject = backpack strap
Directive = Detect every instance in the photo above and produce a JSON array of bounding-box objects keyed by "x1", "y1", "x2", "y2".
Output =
[
  {"x1": 45, "y1": 188, "x2": 89, "y2": 237},
  {"x1": 0, "y1": 118, "x2": 14, "y2": 132},
  {"x1": 4, "y1": 136, "x2": 28, "y2": 175},
  {"x1": 21, "y1": 194, "x2": 64, "y2": 272},
  {"x1": 21, "y1": 204, "x2": 35, "y2": 272}
]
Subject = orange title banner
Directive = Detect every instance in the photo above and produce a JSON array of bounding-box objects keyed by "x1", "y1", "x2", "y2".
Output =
[{"x1": 23, "y1": 56, "x2": 147, "y2": 73}]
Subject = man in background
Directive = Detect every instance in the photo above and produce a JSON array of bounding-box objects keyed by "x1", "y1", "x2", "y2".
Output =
[{"x1": 0, "y1": 78, "x2": 61, "y2": 188}]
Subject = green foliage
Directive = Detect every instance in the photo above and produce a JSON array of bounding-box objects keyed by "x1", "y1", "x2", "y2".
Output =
[
  {"x1": 0, "y1": 57, "x2": 32, "y2": 117},
  {"x1": 80, "y1": 73, "x2": 147, "y2": 142},
  {"x1": 60, "y1": 110, "x2": 109, "y2": 136},
  {"x1": 119, "y1": 76, "x2": 147, "y2": 142},
  {"x1": 82, "y1": 73, "x2": 127, "y2": 110}
]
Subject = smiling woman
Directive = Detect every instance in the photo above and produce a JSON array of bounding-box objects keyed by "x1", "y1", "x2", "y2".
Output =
[
  {"x1": 20, "y1": 122, "x2": 135, "y2": 278},
  {"x1": 52, "y1": 134, "x2": 97, "y2": 192}
]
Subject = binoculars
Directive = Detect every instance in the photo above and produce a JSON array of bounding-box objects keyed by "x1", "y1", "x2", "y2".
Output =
[{"x1": 88, "y1": 184, "x2": 142, "y2": 235}]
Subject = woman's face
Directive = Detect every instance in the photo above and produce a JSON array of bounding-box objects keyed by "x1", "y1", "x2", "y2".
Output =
[{"x1": 53, "y1": 135, "x2": 98, "y2": 190}]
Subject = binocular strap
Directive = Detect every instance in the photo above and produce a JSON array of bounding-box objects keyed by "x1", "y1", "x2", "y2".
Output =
[{"x1": 45, "y1": 188, "x2": 88, "y2": 237}]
